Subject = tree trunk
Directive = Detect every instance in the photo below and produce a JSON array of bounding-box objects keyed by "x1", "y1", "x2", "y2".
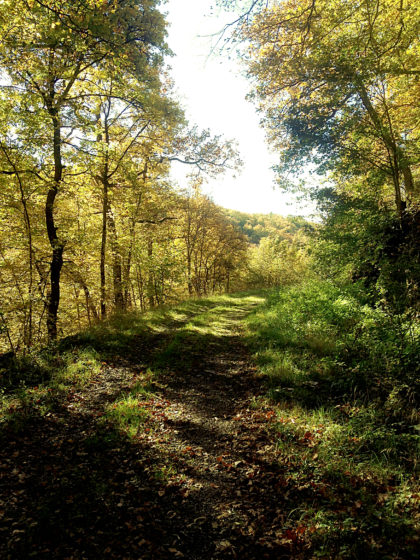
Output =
[
  {"x1": 46, "y1": 109, "x2": 64, "y2": 341},
  {"x1": 124, "y1": 189, "x2": 143, "y2": 310},
  {"x1": 107, "y1": 208, "x2": 124, "y2": 311},
  {"x1": 100, "y1": 175, "x2": 108, "y2": 319},
  {"x1": 136, "y1": 266, "x2": 145, "y2": 311},
  {"x1": 187, "y1": 251, "x2": 193, "y2": 296},
  {"x1": 147, "y1": 237, "x2": 155, "y2": 308},
  {"x1": 66, "y1": 268, "x2": 99, "y2": 324},
  {"x1": 356, "y1": 80, "x2": 406, "y2": 216}
]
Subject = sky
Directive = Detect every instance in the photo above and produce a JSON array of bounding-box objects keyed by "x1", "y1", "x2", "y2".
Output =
[{"x1": 164, "y1": 0, "x2": 314, "y2": 216}]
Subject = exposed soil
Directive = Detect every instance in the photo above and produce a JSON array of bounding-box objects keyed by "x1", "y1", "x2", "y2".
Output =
[{"x1": 0, "y1": 302, "x2": 300, "y2": 559}]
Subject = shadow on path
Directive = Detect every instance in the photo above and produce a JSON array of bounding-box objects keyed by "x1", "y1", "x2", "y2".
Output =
[{"x1": 2, "y1": 295, "x2": 397, "y2": 559}]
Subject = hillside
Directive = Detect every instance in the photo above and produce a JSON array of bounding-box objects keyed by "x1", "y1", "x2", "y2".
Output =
[{"x1": 224, "y1": 210, "x2": 314, "y2": 245}]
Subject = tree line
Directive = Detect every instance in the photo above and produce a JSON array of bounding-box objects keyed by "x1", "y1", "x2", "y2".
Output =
[
  {"x1": 1, "y1": 0, "x2": 418, "y2": 352},
  {"x1": 0, "y1": 0, "x2": 249, "y2": 351},
  {"x1": 222, "y1": 0, "x2": 419, "y2": 311}
]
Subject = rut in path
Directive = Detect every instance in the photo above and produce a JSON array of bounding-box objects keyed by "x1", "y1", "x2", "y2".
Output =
[{"x1": 1, "y1": 296, "x2": 297, "y2": 559}]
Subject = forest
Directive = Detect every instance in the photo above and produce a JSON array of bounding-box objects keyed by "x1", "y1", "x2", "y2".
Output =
[{"x1": 0, "y1": 1, "x2": 418, "y2": 559}]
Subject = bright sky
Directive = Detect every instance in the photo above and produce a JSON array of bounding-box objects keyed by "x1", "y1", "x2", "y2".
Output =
[{"x1": 164, "y1": 0, "x2": 313, "y2": 216}]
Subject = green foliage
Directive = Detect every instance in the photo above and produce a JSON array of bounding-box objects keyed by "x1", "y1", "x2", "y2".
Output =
[
  {"x1": 247, "y1": 231, "x2": 311, "y2": 287},
  {"x1": 222, "y1": 210, "x2": 314, "y2": 289},
  {"x1": 0, "y1": 0, "x2": 245, "y2": 351},
  {"x1": 225, "y1": 209, "x2": 312, "y2": 245},
  {"x1": 248, "y1": 280, "x2": 419, "y2": 411},
  {"x1": 102, "y1": 392, "x2": 150, "y2": 439},
  {"x1": 234, "y1": 0, "x2": 420, "y2": 331},
  {"x1": 241, "y1": 0, "x2": 419, "y2": 209},
  {"x1": 246, "y1": 280, "x2": 419, "y2": 557},
  {"x1": 313, "y1": 187, "x2": 420, "y2": 312}
]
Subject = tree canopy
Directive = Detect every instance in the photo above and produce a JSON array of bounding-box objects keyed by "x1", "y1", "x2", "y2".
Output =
[
  {"x1": 235, "y1": 0, "x2": 419, "y2": 215},
  {"x1": 0, "y1": 0, "x2": 244, "y2": 348}
]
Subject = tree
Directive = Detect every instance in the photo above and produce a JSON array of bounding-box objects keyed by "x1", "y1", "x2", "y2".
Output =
[
  {"x1": 236, "y1": 0, "x2": 419, "y2": 215},
  {"x1": 180, "y1": 183, "x2": 247, "y2": 296},
  {"x1": 0, "y1": 0, "x2": 169, "y2": 340}
]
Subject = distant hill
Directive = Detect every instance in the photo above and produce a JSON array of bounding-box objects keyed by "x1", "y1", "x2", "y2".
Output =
[{"x1": 224, "y1": 210, "x2": 314, "y2": 245}]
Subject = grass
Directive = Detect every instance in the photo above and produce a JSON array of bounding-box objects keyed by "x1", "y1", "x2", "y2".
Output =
[
  {"x1": 101, "y1": 392, "x2": 150, "y2": 438},
  {"x1": 0, "y1": 293, "x2": 262, "y2": 436},
  {"x1": 0, "y1": 347, "x2": 102, "y2": 434},
  {"x1": 245, "y1": 279, "x2": 419, "y2": 558},
  {"x1": 1, "y1": 286, "x2": 418, "y2": 558}
]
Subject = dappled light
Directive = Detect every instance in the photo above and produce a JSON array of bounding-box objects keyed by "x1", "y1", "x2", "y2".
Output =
[
  {"x1": 0, "y1": 0, "x2": 418, "y2": 558},
  {"x1": 1, "y1": 292, "x2": 418, "y2": 558}
]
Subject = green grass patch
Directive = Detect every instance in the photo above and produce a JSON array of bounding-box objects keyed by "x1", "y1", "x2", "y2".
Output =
[
  {"x1": 0, "y1": 347, "x2": 102, "y2": 433},
  {"x1": 101, "y1": 393, "x2": 150, "y2": 438},
  {"x1": 149, "y1": 294, "x2": 263, "y2": 371}
]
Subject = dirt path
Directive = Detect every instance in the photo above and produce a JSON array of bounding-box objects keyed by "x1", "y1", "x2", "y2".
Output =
[{"x1": 1, "y1": 297, "x2": 297, "y2": 559}]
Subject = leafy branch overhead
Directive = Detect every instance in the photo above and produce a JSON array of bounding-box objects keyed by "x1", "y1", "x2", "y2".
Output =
[
  {"x1": 230, "y1": 0, "x2": 419, "y2": 215},
  {"x1": 163, "y1": 126, "x2": 242, "y2": 176}
]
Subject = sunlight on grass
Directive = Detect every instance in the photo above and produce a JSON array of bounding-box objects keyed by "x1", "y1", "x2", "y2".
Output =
[
  {"x1": 65, "y1": 293, "x2": 263, "y2": 358},
  {"x1": 145, "y1": 294, "x2": 264, "y2": 370},
  {"x1": 102, "y1": 394, "x2": 149, "y2": 438},
  {"x1": 245, "y1": 281, "x2": 419, "y2": 558},
  {"x1": 0, "y1": 347, "x2": 103, "y2": 433},
  {"x1": 184, "y1": 306, "x2": 239, "y2": 337},
  {"x1": 54, "y1": 348, "x2": 101, "y2": 387}
]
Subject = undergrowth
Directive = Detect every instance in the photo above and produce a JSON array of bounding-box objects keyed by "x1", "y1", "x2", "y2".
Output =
[{"x1": 246, "y1": 279, "x2": 419, "y2": 558}]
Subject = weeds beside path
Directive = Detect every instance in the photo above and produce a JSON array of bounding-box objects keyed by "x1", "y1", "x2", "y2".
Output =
[{"x1": 1, "y1": 291, "x2": 418, "y2": 559}]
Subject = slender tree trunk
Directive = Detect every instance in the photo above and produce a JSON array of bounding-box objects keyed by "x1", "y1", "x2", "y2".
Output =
[
  {"x1": 402, "y1": 165, "x2": 416, "y2": 198},
  {"x1": 123, "y1": 258, "x2": 132, "y2": 309},
  {"x1": 46, "y1": 109, "x2": 64, "y2": 341},
  {"x1": 124, "y1": 189, "x2": 143, "y2": 309},
  {"x1": 66, "y1": 268, "x2": 99, "y2": 324},
  {"x1": 98, "y1": 99, "x2": 112, "y2": 319},
  {"x1": 74, "y1": 285, "x2": 81, "y2": 330},
  {"x1": 187, "y1": 251, "x2": 193, "y2": 296},
  {"x1": 0, "y1": 312, "x2": 15, "y2": 353},
  {"x1": 100, "y1": 176, "x2": 108, "y2": 319},
  {"x1": 147, "y1": 237, "x2": 155, "y2": 308},
  {"x1": 123, "y1": 244, "x2": 132, "y2": 309},
  {"x1": 136, "y1": 266, "x2": 145, "y2": 311},
  {"x1": 107, "y1": 208, "x2": 124, "y2": 311},
  {"x1": 131, "y1": 282, "x2": 137, "y2": 309}
]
